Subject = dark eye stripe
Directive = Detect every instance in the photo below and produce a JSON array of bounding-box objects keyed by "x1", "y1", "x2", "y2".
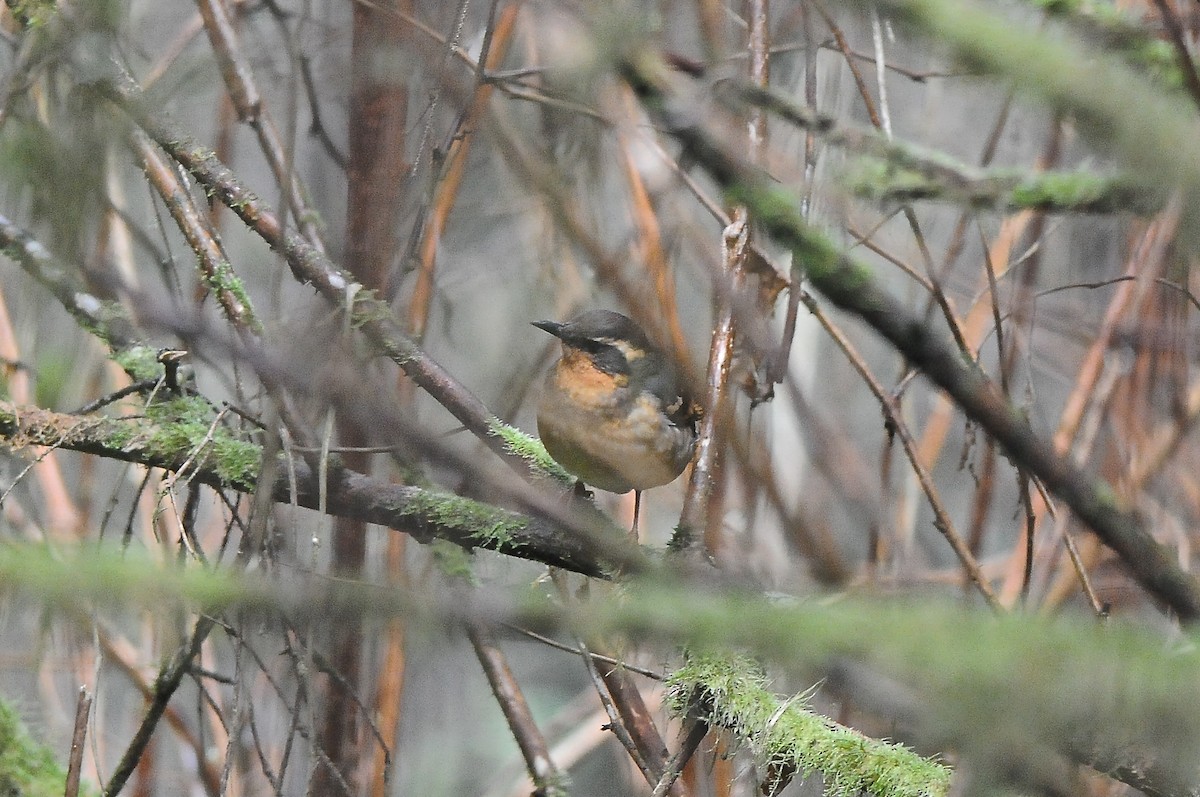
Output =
[{"x1": 581, "y1": 340, "x2": 629, "y2": 375}]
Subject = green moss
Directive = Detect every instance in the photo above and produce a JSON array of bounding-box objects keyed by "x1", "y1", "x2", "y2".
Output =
[
  {"x1": 348, "y1": 289, "x2": 396, "y2": 330},
  {"x1": 429, "y1": 539, "x2": 477, "y2": 584},
  {"x1": 112, "y1": 345, "x2": 160, "y2": 382},
  {"x1": 0, "y1": 696, "x2": 95, "y2": 797},
  {"x1": 843, "y1": 160, "x2": 939, "y2": 203},
  {"x1": 104, "y1": 418, "x2": 138, "y2": 449},
  {"x1": 667, "y1": 652, "x2": 950, "y2": 797},
  {"x1": 844, "y1": 157, "x2": 1160, "y2": 214},
  {"x1": 1010, "y1": 172, "x2": 1159, "y2": 214},
  {"x1": 396, "y1": 489, "x2": 529, "y2": 550},
  {"x1": 210, "y1": 435, "x2": 260, "y2": 488},
  {"x1": 143, "y1": 397, "x2": 260, "y2": 488},
  {"x1": 202, "y1": 258, "x2": 261, "y2": 334},
  {"x1": 487, "y1": 418, "x2": 574, "y2": 485},
  {"x1": 6, "y1": 0, "x2": 57, "y2": 27}
]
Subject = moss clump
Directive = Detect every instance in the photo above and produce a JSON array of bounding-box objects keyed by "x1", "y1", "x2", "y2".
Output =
[
  {"x1": 396, "y1": 489, "x2": 528, "y2": 551},
  {"x1": 429, "y1": 539, "x2": 477, "y2": 584},
  {"x1": 143, "y1": 397, "x2": 260, "y2": 488},
  {"x1": 348, "y1": 289, "x2": 391, "y2": 327},
  {"x1": 202, "y1": 258, "x2": 261, "y2": 334},
  {"x1": 0, "y1": 697, "x2": 95, "y2": 797},
  {"x1": 210, "y1": 435, "x2": 260, "y2": 488},
  {"x1": 112, "y1": 345, "x2": 161, "y2": 382},
  {"x1": 666, "y1": 653, "x2": 951, "y2": 797},
  {"x1": 487, "y1": 418, "x2": 574, "y2": 486}
]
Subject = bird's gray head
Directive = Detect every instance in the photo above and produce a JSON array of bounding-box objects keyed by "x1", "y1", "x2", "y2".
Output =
[{"x1": 532, "y1": 310, "x2": 657, "y2": 377}]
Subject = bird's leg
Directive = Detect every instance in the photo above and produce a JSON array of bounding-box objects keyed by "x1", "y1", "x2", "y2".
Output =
[
  {"x1": 631, "y1": 490, "x2": 642, "y2": 541},
  {"x1": 573, "y1": 480, "x2": 593, "y2": 500}
]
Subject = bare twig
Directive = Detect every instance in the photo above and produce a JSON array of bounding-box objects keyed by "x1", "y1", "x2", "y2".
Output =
[
  {"x1": 64, "y1": 686, "x2": 92, "y2": 797},
  {"x1": 679, "y1": 217, "x2": 748, "y2": 553},
  {"x1": 469, "y1": 624, "x2": 568, "y2": 797},
  {"x1": 650, "y1": 714, "x2": 709, "y2": 797},
  {"x1": 577, "y1": 637, "x2": 656, "y2": 785},
  {"x1": 103, "y1": 615, "x2": 215, "y2": 797},
  {"x1": 504, "y1": 625, "x2": 664, "y2": 680}
]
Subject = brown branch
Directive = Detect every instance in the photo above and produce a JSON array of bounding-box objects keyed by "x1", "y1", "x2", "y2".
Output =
[
  {"x1": 469, "y1": 624, "x2": 568, "y2": 797},
  {"x1": 577, "y1": 637, "x2": 657, "y2": 785},
  {"x1": 650, "y1": 714, "x2": 709, "y2": 797},
  {"x1": 679, "y1": 218, "x2": 746, "y2": 554},
  {"x1": 679, "y1": 0, "x2": 767, "y2": 556},
  {"x1": 132, "y1": 129, "x2": 261, "y2": 334},
  {"x1": 409, "y1": 3, "x2": 519, "y2": 340},
  {"x1": 195, "y1": 0, "x2": 327, "y2": 253},
  {"x1": 64, "y1": 686, "x2": 92, "y2": 797},
  {"x1": 104, "y1": 615, "x2": 215, "y2": 797}
]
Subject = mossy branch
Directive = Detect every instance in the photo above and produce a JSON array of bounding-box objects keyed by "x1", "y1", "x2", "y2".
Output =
[
  {"x1": 0, "y1": 551, "x2": 1198, "y2": 796},
  {"x1": 667, "y1": 654, "x2": 950, "y2": 797},
  {"x1": 95, "y1": 71, "x2": 547, "y2": 484},
  {"x1": 1028, "y1": 0, "x2": 1183, "y2": 90},
  {"x1": 488, "y1": 418, "x2": 575, "y2": 486},
  {"x1": 0, "y1": 400, "x2": 624, "y2": 576},
  {"x1": 0, "y1": 212, "x2": 139, "y2": 354},
  {"x1": 864, "y1": 0, "x2": 1200, "y2": 235},
  {"x1": 727, "y1": 83, "x2": 1163, "y2": 215},
  {"x1": 844, "y1": 159, "x2": 1161, "y2": 214}
]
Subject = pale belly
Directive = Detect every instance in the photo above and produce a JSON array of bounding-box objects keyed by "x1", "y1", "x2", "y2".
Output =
[{"x1": 537, "y1": 386, "x2": 695, "y2": 494}]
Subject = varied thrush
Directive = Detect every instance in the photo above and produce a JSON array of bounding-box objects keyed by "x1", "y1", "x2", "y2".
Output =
[{"x1": 533, "y1": 310, "x2": 700, "y2": 533}]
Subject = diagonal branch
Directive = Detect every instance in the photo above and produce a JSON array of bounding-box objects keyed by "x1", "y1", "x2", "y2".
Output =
[
  {"x1": 94, "y1": 70, "x2": 538, "y2": 482},
  {"x1": 104, "y1": 615, "x2": 215, "y2": 797}
]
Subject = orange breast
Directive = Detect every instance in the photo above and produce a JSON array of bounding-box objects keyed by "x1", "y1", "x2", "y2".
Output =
[
  {"x1": 536, "y1": 356, "x2": 696, "y2": 493},
  {"x1": 553, "y1": 349, "x2": 627, "y2": 404}
]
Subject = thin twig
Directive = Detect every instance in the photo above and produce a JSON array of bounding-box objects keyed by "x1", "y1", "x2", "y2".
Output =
[
  {"x1": 64, "y1": 686, "x2": 92, "y2": 797},
  {"x1": 504, "y1": 625, "x2": 664, "y2": 680},
  {"x1": 469, "y1": 623, "x2": 567, "y2": 796},
  {"x1": 103, "y1": 615, "x2": 216, "y2": 797},
  {"x1": 650, "y1": 715, "x2": 709, "y2": 797},
  {"x1": 577, "y1": 637, "x2": 656, "y2": 785}
]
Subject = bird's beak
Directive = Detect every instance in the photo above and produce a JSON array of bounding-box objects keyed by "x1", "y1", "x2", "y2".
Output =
[{"x1": 532, "y1": 320, "x2": 566, "y2": 339}]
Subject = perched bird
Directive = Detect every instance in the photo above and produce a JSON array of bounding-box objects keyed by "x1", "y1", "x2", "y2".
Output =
[{"x1": 533, "y1": 310, "x2": 700, "y2": 534}]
